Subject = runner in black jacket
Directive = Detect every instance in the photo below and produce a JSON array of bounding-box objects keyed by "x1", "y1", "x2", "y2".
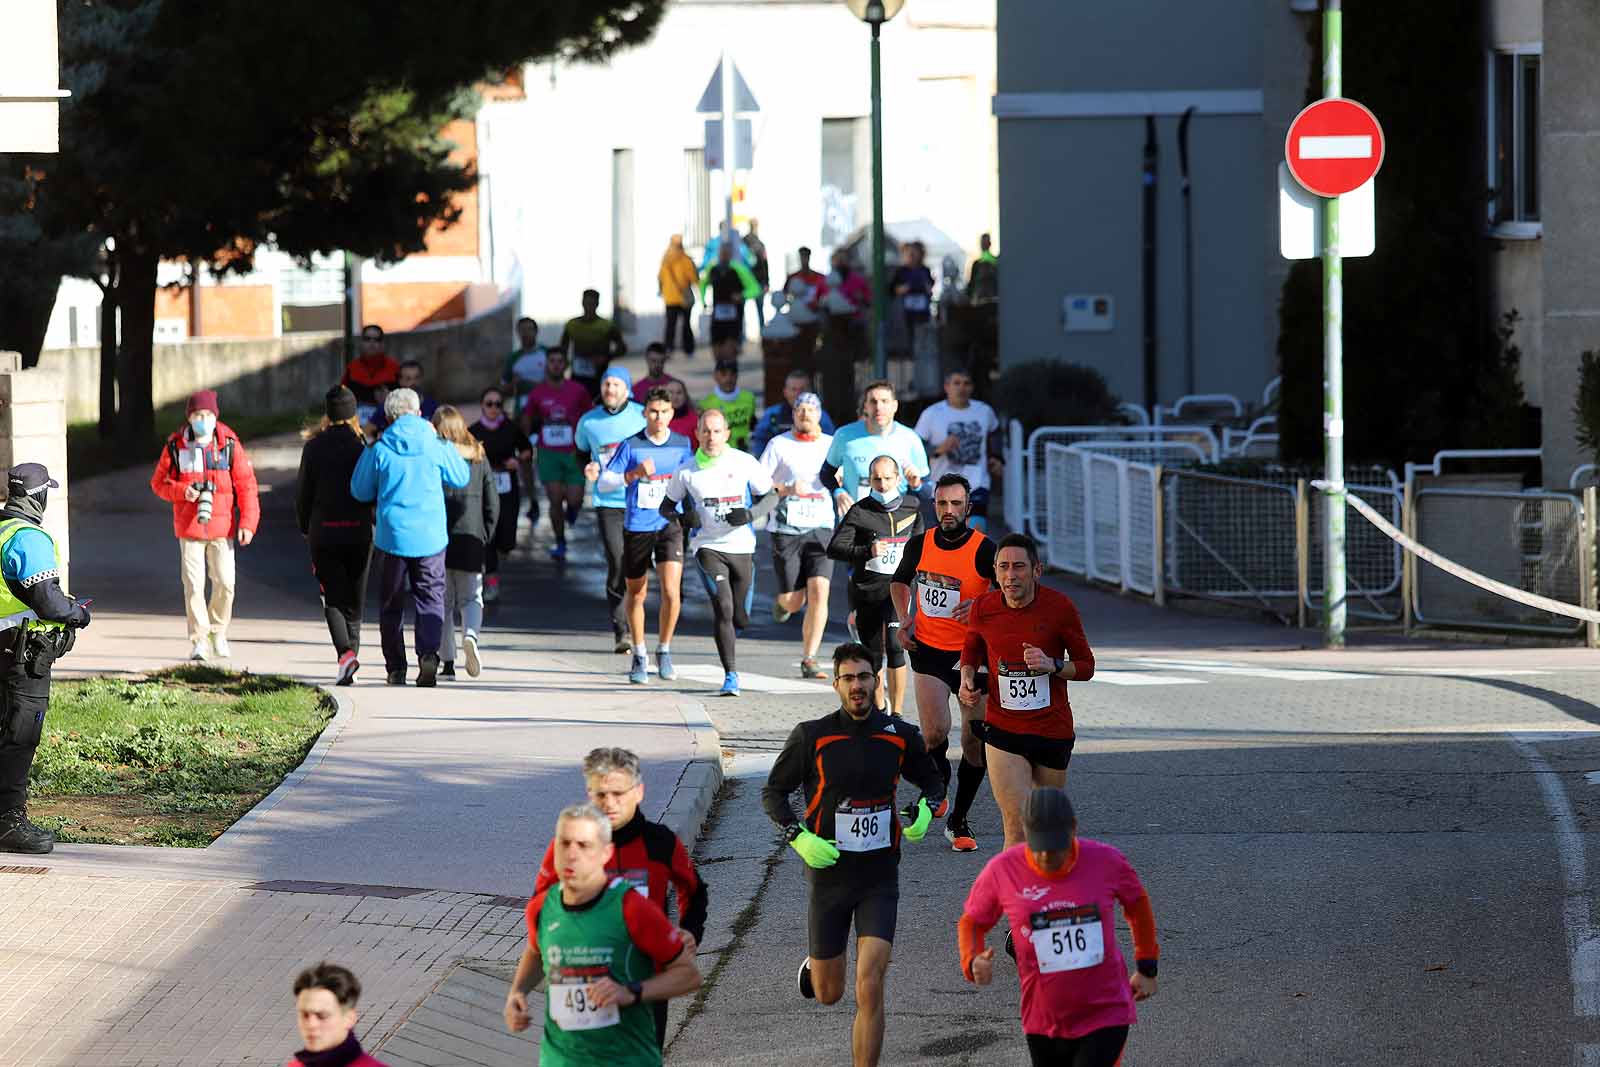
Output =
[
  {"x1": 762, "y1": 642, "x2": 946, "y2": 1067},
  {"x1": 826, "y1": 454, "x2": 924, "y2": 716}
]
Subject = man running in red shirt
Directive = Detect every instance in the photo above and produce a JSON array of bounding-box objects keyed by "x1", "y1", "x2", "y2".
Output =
[
  {"x1": 959, "y1": 533, "x2": 1094, "y2": 851},
  {"x1": 959, "y1": 787, "x2": 1159, "y2": 1066}
]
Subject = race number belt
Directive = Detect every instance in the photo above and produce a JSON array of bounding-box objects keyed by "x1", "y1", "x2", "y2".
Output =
[
  {"x1": 835, "y1": 800, "x2": 891, "y2": 852},
  {"x1": 542, "y1": 423, "x2": 575, "y2": 448},
  {"x1": 1028, "y1": 903, "x2": 1104, "y2": 974},
  {"x1": 636, "y1": 475, "x2": 670, "y2": 510},
  {"x1": 917, "y1": 572, "x2": 961, "y2": 618},
  {"x1": 865, "y1": 536, "x2": 908, "y2": 575},
  {"x1": 548, "y1": 980, "x2": 620, "y2": 1031},
  {"x1": 997, "y1": 661, "x2": 1051, "y2": 711}
]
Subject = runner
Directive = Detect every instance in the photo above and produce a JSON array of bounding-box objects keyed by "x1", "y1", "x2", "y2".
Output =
[
  {"x1": 959, "y1": 533, "x2": 1094, "y2": 850},
  {"x1": 699, "y1": 240, "x2": 761, "y2": 358},
  {"x1": 827, "y1": 455, "x2": 924, "y2": 716},
  {"x1": 762, "y1": 642, "x2": 945, "y2": 1067},
  {"x1": 631, "y1": 342, "x2": 682, "y2": 404},
  {"x1": 579, "y1": 368, "x2": 648, "y2": 652},
  {"x1": 889, "y1": 473, "x2": 995, "y2": 851},
  {"x1": 531, "y1": 748, "x2": 709, "y2": 1049},
  {"x1": 959, "y1": 787, "x2": 1159, "y2": 1066},
  {"x1": 820, "y1": 380, "x2": 928, "y2": 514},
  {"x1": 468, "y1": 386, "x2": 533, "y2": 603},
  {"x1": 502, "y1": 316, "x2": 547, "y2": 523},
  {"x1": 915, "y1": 369, "x2": 1002, "y2": 532},
  {"x1": 698, "y1": 357, "x2": 759, "y2": 452},
  {"x1": 559, "y1": 288, "x2": 628, "y2": 398},
  {"x1": 507, "y1": 804, "x2": 701, "y2": 1067},
  {"x1": 759, "y1": 390, "x2": 836, "y2": 679},
  {"x1": 524, "y1": 349, "x2": 591, "y2": 560},
  {"x1": 664, "y1": 379, "x2": 699, "y2": 439},
  {"x1": 659, "y1": 408, "x2": 776, "y2": 697},
  {"x1": 750, "y1": 369, "x2": 836, "y2": 457},
  {"x1": 598, "y1": 388, "x2": 695, "y2": 684}
]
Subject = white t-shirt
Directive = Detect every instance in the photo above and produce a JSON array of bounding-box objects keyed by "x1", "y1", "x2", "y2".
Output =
[
  {"x1": 760, "y1": 431, "x2": 835, "y2": 533},
  {"x1": 510, "y1": 349, "x2": 548, "y2": 384},
  {"x1": 915, "y1": 399, "x2": 999, "y2": 491},
  {"x1": 666, "y1": 449, "x2": 775, "y2": 555}
]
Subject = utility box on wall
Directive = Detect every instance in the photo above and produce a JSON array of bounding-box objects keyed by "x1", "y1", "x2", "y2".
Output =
[{"x1": 1062, "y1": 294, "x2": 1114, "y2": 333}]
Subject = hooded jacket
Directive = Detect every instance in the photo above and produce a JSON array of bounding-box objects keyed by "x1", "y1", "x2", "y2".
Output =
[
  {"x1": 348, "y1": 414, "x2": 471, "y2": 557},
  {"x1": 150, "y1": 421, "x2": 261, "y2": 541},
  {"x1": 296, "y1": 423, "x2": 373, "y2": 548},
  {"x1": 827, "y1": 493, "x2": 925, "y2": 599}
]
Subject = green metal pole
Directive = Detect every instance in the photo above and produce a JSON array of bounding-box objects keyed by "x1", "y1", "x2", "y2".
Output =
[
  {"x1": 1322, "y1": 0, "x2": 1346, "y2": 648},
  {"x1": 869, "y1": 20, "x2": 887, "y2": 381}
]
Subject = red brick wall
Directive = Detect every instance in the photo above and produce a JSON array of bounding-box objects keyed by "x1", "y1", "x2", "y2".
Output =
[
  {"x1": 422, "y1": 119, "x2": 479, "y2": 259},
  {"x1": 200, "y1": 286, "x2": 275, "y2": 338}
]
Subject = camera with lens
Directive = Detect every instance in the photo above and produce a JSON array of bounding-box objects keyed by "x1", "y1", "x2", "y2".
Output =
[{"x1": 194, "y1": 480, "x2": 216, "y2": 525}]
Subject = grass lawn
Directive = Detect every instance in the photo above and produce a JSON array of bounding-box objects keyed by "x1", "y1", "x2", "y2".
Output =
[
  {"x1": 29, "y1": 665, "x2": 335, "y2": 847},
  {"x1": 68, "y1": 402, "x2": 319, "y2": 479}
]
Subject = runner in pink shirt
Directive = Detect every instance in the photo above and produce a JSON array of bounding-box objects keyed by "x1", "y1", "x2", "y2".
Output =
[
  {"x1": 959, "y1": 788, "x2": 1160, "y2": 1066},
  {"x1": 525, "y1": 349, "x2": 593, "y2": 559}
]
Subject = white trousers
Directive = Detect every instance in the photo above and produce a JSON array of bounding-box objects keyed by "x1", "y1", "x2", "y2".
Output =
[
  {"x1": 179, "y1": 537, "x2": 235, "y2": 643},
  {"x1": 440, "y1": 569, "x2": 483, "y2": 663}
]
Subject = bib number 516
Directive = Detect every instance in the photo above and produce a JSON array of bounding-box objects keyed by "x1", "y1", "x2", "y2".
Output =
[{"x1": 1050, "y1": 928, "x2": 1088, "y2": 955}]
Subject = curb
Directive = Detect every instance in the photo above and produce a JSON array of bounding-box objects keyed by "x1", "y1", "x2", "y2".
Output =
[
  {"x1": 208, "y1": 685, "x2": 354, "y2": 850},
  {"x1": 658, "y1": 700, "x2": 724, "y2": 846}
]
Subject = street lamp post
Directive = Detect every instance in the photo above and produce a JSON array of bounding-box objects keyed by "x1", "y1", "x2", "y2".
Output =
[{"x1": 846, "y1": 0, "x2": 904, "y2": 381}]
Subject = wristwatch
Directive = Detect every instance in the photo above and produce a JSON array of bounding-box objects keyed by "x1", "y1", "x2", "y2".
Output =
[
  {"x1": 783, "y1": 823, "x2": 803, "y2": 842},
  {"x1": 626, "y1": 979, "x2": 644, "y2": 1002},
  {"x1": 1052, "y1": 656, "x2": 1065, "y2": 675}
]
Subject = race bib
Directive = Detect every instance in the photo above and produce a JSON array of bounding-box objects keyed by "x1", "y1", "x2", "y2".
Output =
[
  {"x1": 917, "y1": 572, "x2": 961, "y2": 618},
  {"x1": 903, "y1": 292, "x2": 929, "y2": 312},
  {"x1": 1028, "y1": 904, "x2": 1104, "y2": 974},
  {"x1": 548, "y1": 981, "x2": 620, "y2": 1031},
  {"x1": 572, "y1": 355, "x2": 597, "y2": 378},
  {"x1": 542, "y1": 424, "x2": 574, "y2": 448},
  {"x1": 835, "y1": 801, "x2": 891, "y2": 853},
  {"x1": 865, "y1": 537, "x2": 907, "y2": 575},
  {"x1": 494, "y1": 471, "x2": 513, "y2": 494},
  {"x1": 705, "y1": 494, "x2": 742, "y2": 523},
  {"x1": 785, "y1": 493, "x2": 831, "y2": 529},
  {"x1": 357, "y1": 403, "x2": 377, "y2": 425},
  {"x1": 713, "y1": 303, "x2": 739, "y2": 322},
  {"x1": 998, "y1": 662, "x2": 1051, "y2": 711},
  {"x1": 636, "y1": 477, "x2": 668, "y2": 510}
]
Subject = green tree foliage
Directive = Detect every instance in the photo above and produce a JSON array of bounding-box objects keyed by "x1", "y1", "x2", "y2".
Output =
[
  {"x1": 1576, "y1": 351, "x2": 1600, "y2": 470},
  {"x1": 993, "y1": 360, "x2": 1123, "y2": 435},
  {"x1": 1277, "y1": 0, "x2": 1535, "y2": 466},
  {"x1": 1, "y1": 0, "x2": 665, "y2": 442}
]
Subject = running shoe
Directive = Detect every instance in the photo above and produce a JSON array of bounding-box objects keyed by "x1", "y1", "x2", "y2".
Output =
[
  {"x1": 386, "y1": 670, "x2": 406, "y2": 687},
  {"x1": 945, "y1": 818, "x2": 978, "y2": 852},
  {"x1": 440, "y1": 661, "x2": 456, "y2": 680},
  {"x1": 720, "y1": 671, "x2": 741, "y2": 697},
  {"x1": 484, "y1": 574, "x2": 500, "y2": 603},
  {"x1": 846, "y1": 611, "x2": 859, "y2": 643},
  {"x1": 1004, "y1": 931, "x2": 1016, "y2": 961},
  {"x1": 614, "y1": 636, "x2": 633, "y2": 654},
  {"x1": 772, "y1": 599, "x2": 793, "y2": 624},
  {"x1": 335, "y1": 651, "x2": 358, "y2": 687},
  {"x1": 210, "y1": 634, "x2": 232, "y2": 659},
  {"x1": 549, "y1": 542, "x2": 567, "y2": 561},
  {"x1": 900, "y1": 798, "x2": 947, "y2": 822},
  {"x1": 417, "y1": 654, "x2": 439, "y2": 689},
  {"x1": 189, "y1": 639, "x2": 209, "y2": 662},
  {"x1": 629, "y1": 656, "x2": 648, "y2": 685},
  {"x1": 800, "y1": 657, "x2": 825, "y2": 679},
  {"x1": 797, "y1": 958, "x2": 815, "y2": 1000},
  {"x1": 657, "y1": 650, "x2": 677, "y2": 680},
  {"x1": 463, "y1": 634, "x2": 481, "y2": 677}
]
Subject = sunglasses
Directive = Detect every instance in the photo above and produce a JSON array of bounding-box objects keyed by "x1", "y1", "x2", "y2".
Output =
[{"x1": 482, "y1": 400, "x2": 503, "y2": 409}]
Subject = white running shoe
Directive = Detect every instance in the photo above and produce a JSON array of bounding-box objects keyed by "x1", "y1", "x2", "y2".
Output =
[
  {"x1": 190, "y1": 639, "x2": 210, "y2": 662},
  {"x1": 463, "y1": 634, "x2": 482, "y2": 677},
  {"x1": 210, "y1": 634, "x2": 231, "y2": 659}
]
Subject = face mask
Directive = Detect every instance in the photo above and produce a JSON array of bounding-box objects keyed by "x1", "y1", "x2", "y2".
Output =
[
  {"x1": 189, "y1": 414, "x2": 216, "y2": 438},
  {"x1": 869, "y1": 488, "x2": 899, "y2": 506}
]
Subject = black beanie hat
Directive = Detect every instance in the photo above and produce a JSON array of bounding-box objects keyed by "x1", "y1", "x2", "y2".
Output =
[{"x1": 326, "y1": 384, "x2": 358, "y2": 422}]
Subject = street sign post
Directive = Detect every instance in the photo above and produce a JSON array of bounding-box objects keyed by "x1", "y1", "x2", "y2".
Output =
[
  {"x1": 1285, "y1": 1, "x2": 1386, "y2": 650},
  {"x1": 699, "y1": 54, "x2": 759, "y2": 243}
]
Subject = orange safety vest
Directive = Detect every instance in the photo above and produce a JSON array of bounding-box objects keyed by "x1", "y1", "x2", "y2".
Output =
[{"x1": 913, "y1": 529, "x2": 991, "y2": 652}]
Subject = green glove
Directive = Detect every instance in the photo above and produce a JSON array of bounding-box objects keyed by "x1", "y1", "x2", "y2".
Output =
[
  {"x1": 790, "y1": 828, "x2": 841, "y2": 869},
  {"x1": 903, "y1": 798, "x2": 933, "y2": 842}
]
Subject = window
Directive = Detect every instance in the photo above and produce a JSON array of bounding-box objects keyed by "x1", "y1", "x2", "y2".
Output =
[
  {"x1": 683, "y1": 148, "x2": 712, "y2": 248},
  {"x1": 1488, "y1": 48, "x2": 1539, "y2": 229},
  {"x1": 821, "y1": 117, "x2": 870, "y2": 248}
]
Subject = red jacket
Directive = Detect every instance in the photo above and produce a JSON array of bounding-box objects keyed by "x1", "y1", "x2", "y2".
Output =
[{"x1": 150, "y1": 422, "x2": 261, "y2": 541}]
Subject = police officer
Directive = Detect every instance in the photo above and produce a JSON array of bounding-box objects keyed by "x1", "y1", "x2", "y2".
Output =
[{"x1": 0, "y1": 464, "x2": 92, "y2": 854}]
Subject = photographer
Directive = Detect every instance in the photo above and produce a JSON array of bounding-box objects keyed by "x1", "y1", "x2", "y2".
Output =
[
  {"x1": 149, "y1": 390, "x2": 260, "y2": 662},
  {"x1": 0, "y1": 464, "x2": 92, "y2": 854}
]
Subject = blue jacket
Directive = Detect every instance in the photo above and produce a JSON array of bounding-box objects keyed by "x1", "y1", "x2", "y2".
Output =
[{"x1": 349, "y1": 414, "x2": 471, "y2": 557}]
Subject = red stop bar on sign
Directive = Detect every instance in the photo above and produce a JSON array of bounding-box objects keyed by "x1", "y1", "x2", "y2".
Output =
[{"x1": 1285, "y1": 97, "x2": 1385, "y2": 198}]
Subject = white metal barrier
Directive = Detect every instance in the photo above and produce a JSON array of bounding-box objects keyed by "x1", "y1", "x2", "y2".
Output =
[
  {"x1": 1571, "y1": 464, "x2": 1597, "y2": 490},
  {"x1": 1004, "y1": 418, "x2": 1026, "y2": 533},
  {"x1": 1154, "y1": 393, "x2": 1243, "y2": 426},
  {"x1": 1403, "y1": 448, "x2": 1541, "y2": 490},
  {"x1": 1042, "y1": 444, "x2": 1160, "y2": 594},
  {"x1": 1025, "y1": 424, "x2": 1219, "y2": 541}
]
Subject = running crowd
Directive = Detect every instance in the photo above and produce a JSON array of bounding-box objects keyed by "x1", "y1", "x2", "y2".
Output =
[{"x1": 263, "y1": 279, "x2": 1159, "y2": 1066}]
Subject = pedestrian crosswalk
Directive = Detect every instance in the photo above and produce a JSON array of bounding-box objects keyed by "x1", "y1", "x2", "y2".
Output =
[{"x1": 673, "y1": 664, "x2": 832, "y2": 694}]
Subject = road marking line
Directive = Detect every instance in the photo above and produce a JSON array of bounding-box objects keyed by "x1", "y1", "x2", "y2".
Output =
[
  {"x1": 1093, "y1": 670, "x2": 1205, "y2": 687},
  {"x1": 1131, "y1": 659, "x2": 1377, "y2": 681},
  {"x1": 1509, "y1": 733, "x2": 1600, "y2": 1017},
  {"x1": 1385, "y1": 667, "x2": 1550, "y2": 677},
  {"x1": 1299, "y1": 134, "x2": 1372, "y2": 159},
  {"x1": 674, "y1": 665, "x2": 831, "y2": 694}
]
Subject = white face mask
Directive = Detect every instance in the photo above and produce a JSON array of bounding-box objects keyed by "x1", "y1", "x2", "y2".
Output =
[{"x1": 189, "y1": 413, "x2": 216, "y2": 438}]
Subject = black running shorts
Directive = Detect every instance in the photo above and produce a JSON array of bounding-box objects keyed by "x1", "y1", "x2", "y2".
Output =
[
  {"x1": 623, "y1": 526, "x2": 684, "y2": 580},
  {"x1": 807, "y1": 874, "x2": 899, "y2": 960},
  {"x1": 984, "y1": 723, "x2": 1074, "y2": 772},
  {"x1": 906, "y1": 643, "x2": 988, "y2": 696}
]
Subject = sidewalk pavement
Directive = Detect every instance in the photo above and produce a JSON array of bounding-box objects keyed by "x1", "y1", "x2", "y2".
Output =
[{"x1": 0, "y1": 427, "x2": 722, "y2": 1066}]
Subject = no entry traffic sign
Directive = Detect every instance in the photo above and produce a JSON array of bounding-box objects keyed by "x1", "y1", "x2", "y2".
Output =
[{"x1": 1285, "y1": 97, "x2": 1385, "y2": 198}]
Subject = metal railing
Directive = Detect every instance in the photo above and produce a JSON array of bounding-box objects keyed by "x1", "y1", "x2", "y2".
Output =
[
  {"x1": 1041, "y1": 444, "x2": 1160, "y2": 595},
  {"x1": 1025, "y1": 424, "x2": 1219, "y2": 541},
  {"x1": 1161, "y1": 469, "x2": 1300, "y2": 623},
  {"x1": 1153, "y1": 393, "x2": 1244, "y2": 426}
]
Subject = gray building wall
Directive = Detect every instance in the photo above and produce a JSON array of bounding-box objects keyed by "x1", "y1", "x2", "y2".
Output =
[{"x1": 995, "y1": 1, "x2": 1284, "y2": 410}]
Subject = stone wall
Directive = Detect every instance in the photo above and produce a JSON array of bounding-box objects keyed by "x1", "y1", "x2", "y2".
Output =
[
  {"x1": 41, "y1": 290, "x2": 519, "y2": 424},
  {"x1": 0, "y1": 352, "x2": 70, "y2": 583}
]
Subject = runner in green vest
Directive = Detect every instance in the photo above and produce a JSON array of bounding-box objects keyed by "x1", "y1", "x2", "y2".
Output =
[{"x1": 506, "y1": 803, "x2": 701, "y2": 1066}]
